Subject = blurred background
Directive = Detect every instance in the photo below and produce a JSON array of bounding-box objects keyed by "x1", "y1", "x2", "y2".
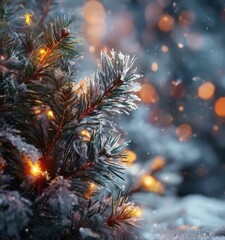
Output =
[
  {"x1": 61, "y1": 0, "x2": 225, "y2": 238},
  {"x1": 60, "y1": 0, "x2": 225, "y2": 197}
]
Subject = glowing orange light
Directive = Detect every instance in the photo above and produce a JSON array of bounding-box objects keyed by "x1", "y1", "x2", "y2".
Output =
[
  {"x1": 141, "y1": 175, "x2": 164, "y2": 194},
  {"x1": 138, "y1": 83, "x2": 158, "y2": 104},
  {"x1": 33, "y1": 107, "x2": 41, "y2": 114},
  {"x1": 176, "y1": 124, "x2": 192, "y2": 142},
  {"x1": 198, "y1": 81, "x2": 215, "y2": 100},
  {"x1": 85, "y1": 182, "x2": 97, "y2": 199},
  {"x1": 30, "y1": 163, "x2": 42, "y2": 177},
  {"x1": 35, "y1": 109, "x2": 41, "y2": 114},
  {"x1": 215, "y1": 97, "x2": 225, "y2": 117},
  {"x1": 158, "y1": 14, "x2": 174, "y2": 32},
  {"x1": 80, "y1": 129, "x2": 91, "y2": 141},
  {"x1": 150, "y1": 156, "x2": 165, "y2": 173},
  {"x1": 24, "y1": 13, "x2": 32, "y2": 26},
  {"x1": 151, "y1": 62, "x2": 158, "y2": 72},
  {"x1": 124, "y1": 149, "x2": 137, "y2": 166}
]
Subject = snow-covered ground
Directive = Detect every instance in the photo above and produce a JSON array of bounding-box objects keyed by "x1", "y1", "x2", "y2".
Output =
[{"x1": 136, "y1": 194, "x2": 225, "y2": 240}]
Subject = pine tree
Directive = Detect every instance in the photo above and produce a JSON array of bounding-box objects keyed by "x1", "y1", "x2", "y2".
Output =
[{"x1": 0, "y1": 1, "x2": 142, "y2": 239}]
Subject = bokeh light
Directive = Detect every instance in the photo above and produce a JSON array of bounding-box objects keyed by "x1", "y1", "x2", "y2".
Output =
[
  {"x1": 158, "y1": 14, "x2": 175, "y2": 32},
  {"x1": 141, "y1": 175, "x2": 164, "y2": 194},
  {"x1": 83, "y1": 0, "x2": 105, "y2": 24},
  {"x1": 138, "y1": 83, "x2": 158, "y2": 104},
  {"x1": 24, "y1": 13, "x2": 32, "y2": 26},
  {"x1": 215, "y1": 97, "x2": 225, "y2": 117},
  {"x1": 124, "y1": 149, "x2": 137, "y2": 166},
  {"x1": 151, "y1": 62, "x2": 158, "y2": 72},
  {"x1": 176, "y1": 124, "x2": 192, "y2": 142},
  {"x1": 198, "y1": 82, "x2": 215, "y2": 100},
  {"x1": 80, "y1": 129, "x2": 91, "y2": 142},
  {"x1": 47, "y1": 110, "x2": 54, "y2": 120}
]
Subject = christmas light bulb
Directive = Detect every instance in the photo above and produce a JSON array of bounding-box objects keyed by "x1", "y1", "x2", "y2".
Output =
[
  {"x1": 30, "y1": 163, "x2": 41, "y2": 177},
  {"x1": 85, "y1": 182, "x2": 97, "y2": 199},
  {"x1": 80, "y1": 129, "x2": 91, "y2": 141},
  {"x1": 24, "y1": 13, "x2": 32, "y2": 26},
  {"x1": 47, "y1": 110, "x2": 54, "y2": 119},
  {"x1": 39, "y1": 48, "x2": 46, "y2": 55}
]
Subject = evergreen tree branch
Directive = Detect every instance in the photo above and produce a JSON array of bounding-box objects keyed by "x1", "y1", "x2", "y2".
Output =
[
  {"x1": 73, "y1": 50, "x2": 141, "y2": 130},
  {"x1": 0, "y1": 1, "x2": 142, "y2": 239},
  {"x1": 23, "y1": 14, "x2": 79, "y2": 83}
]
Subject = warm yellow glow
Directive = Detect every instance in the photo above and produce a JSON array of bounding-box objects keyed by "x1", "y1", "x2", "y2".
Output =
[
  {"x1": 30, "y1": 163, "x2": 42, "y2": 177},
  {"x1": 215, "y1": 97, "x2": 225, "y2": 117},
  {"x1": 124, "y1": 149, "x2": 137, "y2": 166},
  {"x1": 47, "y1": 110, "x2": 54, "y2": 119},
  {"x1": 35, "y1": 100, "x2": 43, "y2": 104},
  {"x1": 38, "y1": 48, "x2": 49, "y2": 63},
  {"x1": 80, "y1": 129, "x2": 91, "y2": 141},
  {"x1": 39, "y1": 48, "x2": 46, "y2": 55},
  {"x1": 176, "y1": 124, "x2": 192, "y2": 142},
  {"x1": 198, "y1": 81, "x2": 215, "y2": 100},
  {"x1": 133, "y1": 207, "x2": 142, "y2": 218},
  {"x1": 35, "y1": 109, "x2": 41, "y2": 114},
  {"x1": 24, "y1": 13, "x2": 32, "y2": 26},
  {"x1": 141, "y1": 175, "x2": 164, "y2": 194},
  {"x1": 89, "y1": 182, "x2": 96, "y2": 190},
  {"x1": 85, "y1": 182, "x2": 97, "y2": 199},
  {"x1": 151, "y1": 62, "x2": 158, "y2": 72}
]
